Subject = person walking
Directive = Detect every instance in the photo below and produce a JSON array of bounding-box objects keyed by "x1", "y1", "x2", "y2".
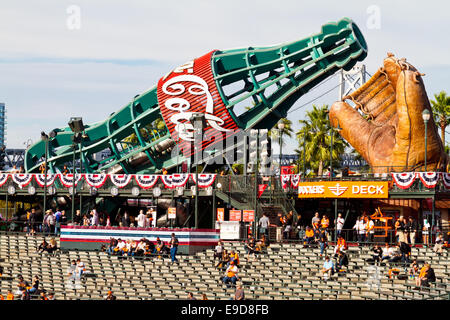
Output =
[
  {"x1": 169, "y1": 233, "x2": 179, "y2": 263},
  {"x1": 258, "y1": 213, "x2": 270, "y2": 239}
]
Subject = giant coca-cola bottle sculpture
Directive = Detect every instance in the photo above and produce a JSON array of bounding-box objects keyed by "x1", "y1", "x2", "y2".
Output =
[{"x1": 25, "y1": 18, "x2": 367, "y2": 174}]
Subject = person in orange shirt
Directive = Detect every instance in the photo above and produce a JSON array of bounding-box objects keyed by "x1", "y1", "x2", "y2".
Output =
[
  {"x1": 303, "y1": 226, "x2": 315, "y2": 246},
  {"x1": 6, "y1": 290, "x2": 14, "y2": 300},
  {"x1": 334, "y1": 235, "x2": 347, "y2": 257},
  {"x1": 320, "y1": 215, "x2": 330, "y2": 231}
]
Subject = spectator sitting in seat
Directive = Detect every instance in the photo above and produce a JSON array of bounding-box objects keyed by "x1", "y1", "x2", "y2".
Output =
[
  {"x1": 256, "y1": 234, "x2": 269, "y2": 253},
  {"x1": 335, "y1": 250, "x2": 349, "y2": 272},
  {"x1": 67, "y1": 260, "x2": 77, "y2": 284},
  {"x1": 134, "y1": 239, "x2": 146, "y2": 257},
  {"x1": 433, "y1": 233, "x2": 444, "y2": 255},
  {"x1": 381, "y1": 243, "x2": 393, "y2": 262},
  {"x1": 388, "y1": 244, "x2": 402, "y2": 263},
  {"x1": 216, "y1": 249, "x2": 230, "y2": 270},
  {"x1": 46, "y1": 237, "x2": 58, "y2": 254},
  {"x1": 36, "y1": 239, "x2": 49, "y2": 253},
  {"x1": 107, "y1": 238, "x2": 118, "y2": 255},
  {"x1": 214, "y1": 241, "x2": 224, "y2": 260},
  {"x1": 76, "y1": 258, "x2": 86, "y2": 280},
  {"x1": 27, "y1": 276, "x2": 40, "y2": 295},
  {"x1": 229, "y1": 250, "x2": 240, "y2": 267},
  {"x1": 409, "y1": 259, "x2": 419, "y2": 279},
  {"x1": 16, "y1": 275, "x2": 29, "y2": 295},
  {"x1": 114, "y1": 239, "x2": 126, "y2": 256},
  {"x1": 244, "y1": 235, "x2": 257, "y2": 260},
  {"x1": 416, "y1": 263, "x2": 436, "y2": 287},
  {"x1": 303, "y1": 226, "x2": 315, "y2": 247},
  {"x1": 154, "y1": 237, "x2": 167, "y2": 258},
  {"x1": 222, "y1": 260, "x2": 239, "y2": 288},
  {"x1": 370, "y1": 245, "x2": 383, "y2": 263},
  {"x1": 321, "y1": 256, "x2": 334, "y2": 281}
]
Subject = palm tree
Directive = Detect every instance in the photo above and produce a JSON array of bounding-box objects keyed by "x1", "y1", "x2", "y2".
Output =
[
  {"x1": 296, "y1": 104, "x2": 348, "y2": 176},
  {"x1": 430, "y1": 91, "x2": 450, "y2": 146},
  {"x1": 269, "y1": 118, "x2": 293, "y2": 169}
]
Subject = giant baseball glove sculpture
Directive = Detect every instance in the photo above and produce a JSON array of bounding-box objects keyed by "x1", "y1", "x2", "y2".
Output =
[{"x1": 329, "y1": 53, "x2": 448, "y2": 173}]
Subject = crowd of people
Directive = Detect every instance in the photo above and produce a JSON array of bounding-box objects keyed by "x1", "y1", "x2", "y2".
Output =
[{"x1": 105, "y1": 233, "x2": 180, "y2": 263}]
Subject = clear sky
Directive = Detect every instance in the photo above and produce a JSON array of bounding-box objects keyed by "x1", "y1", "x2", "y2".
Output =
[{"x1": 0, "y1": 0, "x2": 449, "y2": 154}]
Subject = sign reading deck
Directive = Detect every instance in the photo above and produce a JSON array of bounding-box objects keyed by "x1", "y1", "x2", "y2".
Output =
[{"x1": 298, "y1": 181, "x2": 389, "y2": 199}]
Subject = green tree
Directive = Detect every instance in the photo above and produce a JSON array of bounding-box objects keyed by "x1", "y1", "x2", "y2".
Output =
[
  {"x1": 430, "y1": 91, "x2": 450, "y2": 146},
  {"x1": 296, "y1": 104, "x2": 348, "y2": 176}
]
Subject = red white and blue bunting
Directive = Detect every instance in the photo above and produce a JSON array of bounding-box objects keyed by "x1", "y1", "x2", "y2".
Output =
[
  {"x1": 3, "y1": 172, "x2": 450, "y2": 191},
  {"x1": 160, "y1": 174, "x2": 174, "y2": 189},
  {"x1": 391, "y1": 172, "x2": 417, "y2": 189},
  {"x1": 417, "y1": 172, "x2": 440, "y2": 188},
  {"x1": 59, "y1": 173, "x2": 83, "y2": 188},
  {"x1": 110, "y1": 174, "x2": 134, "y2": 188},
  {"x1": 11, "y1": 174, "x2": 33, "y2": 189},
  {"x1": 134, "y1": 175, "x2": 159, "y2": 189},
  {"x1": 171, "y1": 174, "x2": 190, "y2": 188},
  {"x1": 442, "y1": 173, "x2": 450, "y2": 189},
  {"x1": 0, "y1": 173, "x2": 9, "y2": 187},
  {"x1": 35, "y1": 174, "x2": 58, "y2": 187},
  {"x1": 191, "y1": 174, "x2": 216, "y2": 188},
  {"x1": 84, "y1": 174, "x2": 108, "y2": 188}
]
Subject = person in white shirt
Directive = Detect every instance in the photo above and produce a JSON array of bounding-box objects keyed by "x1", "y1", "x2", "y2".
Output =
[
  {"x1": 334, "y1": 213, "x2": 345, "y2": 238},
  {"x1": 91, "y1": 209, "x2": 99, "y2": 226},
  {"x1": 353, "y1": 217, "x2": 366, "y2": 243},
  {"x1": 137, "y1": 209, "x2": 147, "y2": 228},
  {"x1": 75, "y1": 259, "x2": 85, "y2": 280}
]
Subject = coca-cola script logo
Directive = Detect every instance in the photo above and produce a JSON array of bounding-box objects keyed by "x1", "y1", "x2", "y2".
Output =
[{"x1": 162, "y1": 71, "x2": 231, "y2": 142}]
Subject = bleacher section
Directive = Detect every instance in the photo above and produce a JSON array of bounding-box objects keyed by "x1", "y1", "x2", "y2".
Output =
[{"x1": 0, "y1": 233, "x2": 448, "y2": 300}]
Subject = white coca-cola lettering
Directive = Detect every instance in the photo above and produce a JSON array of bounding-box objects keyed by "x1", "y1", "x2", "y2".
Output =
[{"x1": 162, "y1": 71, "x2": 230, "y2": 142}]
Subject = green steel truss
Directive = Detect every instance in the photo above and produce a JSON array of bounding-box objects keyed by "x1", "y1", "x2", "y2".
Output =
[{"x1": 25, "y1": 18, "x2": 367, "y2": 174}]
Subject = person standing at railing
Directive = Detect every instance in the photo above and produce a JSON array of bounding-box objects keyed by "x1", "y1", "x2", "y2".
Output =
[
  {"x1": 311, "y1": 212, "x2": 320, "y2": 236},
  {"x1": 334, "y1": 213, "x2": 345, "y2": 239},
  {"x1": 365, "y1": 217, "x2": 375, "y2": 244},
  {"x1": 27, "y1": 208, "x2": 37, "y2": 236},
  {"x1": 395, "y1": 216, "x2": 407, "y2": 244},
  {"x1": 406, "y1": 216, "x2": 418, "y2": 247},
  {"x1": 353, "y1": 216, "x2": 366, "y2": 244},
  {"x1": 422, "y1": 219, "x2": 430, "y2": 247}
]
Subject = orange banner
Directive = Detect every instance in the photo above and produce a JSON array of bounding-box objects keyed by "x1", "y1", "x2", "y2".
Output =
[
  {"x1": 298, "y1": 181, "x2": 389, "y2": 199},
  {"x1": 216, "y1": 208, "x2": 224, "y2": 222},
  {"x1": 229, "y1": 210, "x2": 242, "y2": 221}
]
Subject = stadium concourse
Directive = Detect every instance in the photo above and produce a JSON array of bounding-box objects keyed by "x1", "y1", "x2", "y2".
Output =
[{"x1": 0, "y1": 232, "x2": 448, "y2": 300}]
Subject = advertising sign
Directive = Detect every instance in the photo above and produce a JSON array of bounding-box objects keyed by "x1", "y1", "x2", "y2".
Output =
[
  {"x1": 216, "y1": 208, "x2": 224, "y2": 222},
  {"x1": 298, "y1": 181, "x2": 389, "y2": 198},
  {"x1": 168, "y1": 207, "x2": 177, "y2": 219},
  {"x1": 243, "y1": 210, "x2": 255, "y2": 222},
  {"x1": 229, "y1": 209, "x2": 242, "y2": 221}
]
